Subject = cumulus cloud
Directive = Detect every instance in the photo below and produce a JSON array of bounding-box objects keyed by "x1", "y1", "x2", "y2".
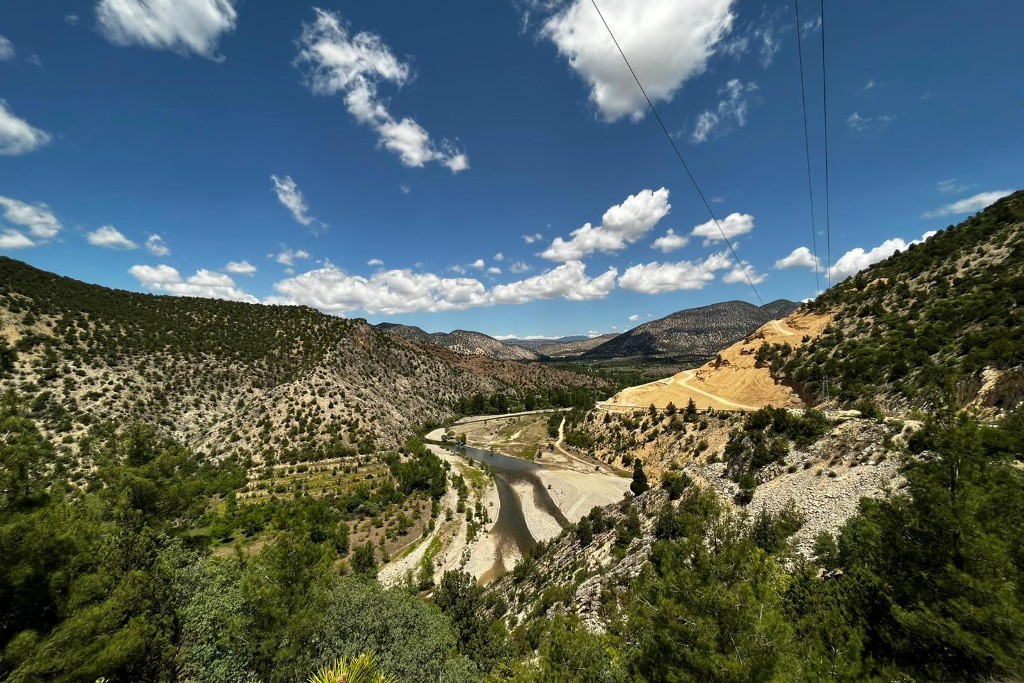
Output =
[
  {"x1": 542, "y1": 188, "x2": 671, "y2": 261},
  {"x1": 692, "y1": 79, "x2": 758, "y2": 143},
  {"x1": 722, "y1": 260, "x2": 766, "y2": 284},
  {"x1": 0, "y1": 231, "x2": 35, "y2": 250},
  {"x1": 923, "y1": 190, "x2": 1013, "y2": 219},
  {"x1": 509, "y1": 261, "x2": 532, "y2": 274},
  {"x1": 490, "y1": 261, "x2": 618, "y2": 304},
  {"x1": 0, "y1": 196, "x2": 62, "y2": 241},
  {"x1": 0, "y1": 101, "x2": 52, "y2": 156},
  {"x1": 523, "y1": 233, "x2": 543, "y2": 244},
  {"x1": 618, "y1": 251, "x2": 732, "y2": 294},
  {"x1": 145, "y1": 234, "x2": 170, "y2": 256},
  {"x1": 130, "y1": 264, "x2": 257, "y2": 302},
  {"x1": 271, "y1": 260, "x2": 618, "y2": 314},
  {"x1": 651, "y1": 228, "x2": 688, "y2": 252},
  {"x1": 774, "y1": 246, "x2": 820, "y2": 270},
  {"x1": 628, "y1": 314, "x2": 639, "y2": 322},
  {"x1": 471, "y1": 259, "x2": 486, "y2": 270},
  {"x1": 539, "y1": 0, "x2": 736, "y2": 122},
  {"x1": 271, "y1": 265, "x2": 489, "y2": 315},
  {"x1": 367, "y1": 258, "x2": 384, "y2": 267},
  {"x1": 271, "y1": 175, "x2": 326, "y2": 232},
  {"x1": 295, "y1": 9, "x2": 468, "y2": 172},
  {"x1": 487, "y1": 266, "x2": 502, "y2": 275},
  {"x1": 87, "y1": 225, "x2": 138, "y2": 250},
  {"x1": 691, "y1": 212, "x2": 754, "y2": 245},
  {"x1": 829, "y1": 231, "x2": 937, "y2": 282},
  {"x1": 96, "y1": 0, "x2": 238, "y2": 58},
  {"x1": 0, "y1": 37, "x2": 14, "y2": 61},
  {"x1": 493, "y1": 252, "x2": 505, "y2": 262},
  {"x1": 274, "y1": 247, "x2": 310, "y2": 268},
  {"x1": 225, "y1": 260, "x2": 256, "y2": 275}
]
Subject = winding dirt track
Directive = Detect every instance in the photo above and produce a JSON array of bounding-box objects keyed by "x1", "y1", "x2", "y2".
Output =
[{"x1": 600, "y1": 312, "x2": 830, "y2": 413}]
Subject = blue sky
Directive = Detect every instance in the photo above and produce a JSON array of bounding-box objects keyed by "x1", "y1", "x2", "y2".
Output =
[{"x1": 1, "y1": 0, "x2": 1021, "y2": 338}]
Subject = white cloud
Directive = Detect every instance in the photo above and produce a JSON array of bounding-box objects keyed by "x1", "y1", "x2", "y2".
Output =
[
  {"x1": 87, "y1": 225, "x2": 138, "y2": 250},
  {"x1": 145, "y1": 234, "x2": 170, "y2": 256},
  {"x1": 270, "y1": 174, "x2": 325, "y2": 232},
  {"x1": 271, "y1": 264, "x2": 489, "y2": 315},
  {"x1": 487, "y1": 266, "x2": 502, "y2": 275},
  {"x1": 846, "y1": 111, "x2": 895, "y2": 133},
  {"x1": 274, "y1": 247, "x2": 310, "y2": 267},
  {"x1": 296, "y1": 9, "x2": 468, "y2": 172},
  {"x1": 863, "y1": 79, "x2": 876, "y2": 91},
  {"x1": 540, "y1": 0, "x2": 736, "y2": 122},
  {"x1": 0, "y1": 196, "x2": 62, "y2": 240},
  {"x1": 753, "y1": 18, "x2": 782, "y2": 68},
  {"x1": 651, "y1": 228, "x2": 688, "y2": 252},
  {"x1": 0, "y1": 231, "x2": 35, "y2": 250},
  {"x1": 367, "y1": 258, "x2": 384, "y2": 267},
  {"x1": 924, "y1": 190, "x2": 1012, "y2": 218},
  {"x1": 491, "y1": 261, "x2": 617, "y2": 304},
  {"x1": 801, "y1": 16, "x2": 821, "y2": 35},
  {"x1": 96, "y1": 0, "x2": 238, "y2": 58},
  {"x1": 937, "y1": 178, "x2": 973, "y2": 195},
  {"x1": 400, "y1": 183, "x2": 411, "y2": 194},
  {"x1": 774, "y1": 246, "x2": 820, "y2": 270},
  {"x1": 66, "y1": 14, "x2": 81, "y2": 26},
  {"x1": 828, "y1": 231, "x2": 937, "y2": 282},
  {"x1": 618, "y1": 251, "x2": 732, "y2": 294},
  {"x1": 0, "y1": 37, "x2": 14, "y2": 61},
  {"x1": 509, "y1": 261, "x2": 532, "y2": 274},
  {"x1": 523, "y1": 233, "x2": 543, "y2": 244},
  {"x1": 225, "y1": 260, "x2": 256, "y2": 275},
  {"x1": 542, "y1": 187, "x2": 670, "y2": 261},
  {"x1": 0, "y1": 101, "x2": 52, "y2": 156},
  {"x1": 722, "y1": 261, "x2": 765, "y2": 284},
  {"x1": 130, "y1": 264, "x2": 257, "y2": 302},
  {"x1": 628, "y1": 314, "x2": 639, "y2": 322},
  {"x1": 691, "y1": 212, "x2": 754, "y2": 245},
  {"x1": 471, "y1": 258, "x2": 486, "y2": 270},
  {"x1": 493, "y1": 252, "x2": 505, "y2": 262},
  {"x1": 691, "y1": 79, "x2": 757, "y2": 143}
]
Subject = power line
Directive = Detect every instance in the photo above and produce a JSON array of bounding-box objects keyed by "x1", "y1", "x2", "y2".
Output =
[
  {"x1": 793, "y1": 0, "x2": 821, "y2": 297},
  {"x1": 589, "y1": 0, "x2": 767, "y2": 308},
  {"x1": 819, "y1": 0, "x2": 833, "y2": 289}
]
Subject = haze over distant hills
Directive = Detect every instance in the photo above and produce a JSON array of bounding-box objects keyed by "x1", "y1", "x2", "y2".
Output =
[{"x1": 378, "y1": 300, "x2": 798, "y2": 364}]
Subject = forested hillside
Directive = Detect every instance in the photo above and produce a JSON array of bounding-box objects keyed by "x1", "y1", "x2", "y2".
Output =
[
  {"x1": 0, "y1": 257, "x2": 609, "y2": 461},
  {"x1": 761, "y1": 190, "x2": 1024, "y2": 410}
]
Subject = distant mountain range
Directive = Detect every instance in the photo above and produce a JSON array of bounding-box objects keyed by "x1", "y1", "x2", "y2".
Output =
[{"x1": 376, "y1": 299, "x2": 799, "y2": 364}]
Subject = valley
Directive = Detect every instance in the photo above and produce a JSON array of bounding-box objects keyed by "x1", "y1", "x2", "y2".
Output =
[{"x1": 1, "y1": 193, "x2": 1023, "y2": 682}]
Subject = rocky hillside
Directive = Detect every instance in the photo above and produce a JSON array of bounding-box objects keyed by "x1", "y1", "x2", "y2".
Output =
[
  {"x1": 503, "y1": 335, "x2": 592, "y2": 351},
  {"x1": 0, "y1": 258, "x2": 609, "y2": 462},
  {"x1": 763, "y1": 189, "x2": 1024, "y2": 412},
  {"x1": 377, "y1": 323, "x2": 540, "y2": 361},
  {"x1": 536, "y1": 333, "x2": 620, "y2": 358},
  {"x1": 580, "y1": 299, "x2": 799, "y2": 362}
]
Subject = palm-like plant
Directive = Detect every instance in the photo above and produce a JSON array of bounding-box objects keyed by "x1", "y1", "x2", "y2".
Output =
[{"x1": 308, "y1": 652, "x2": 397, "y2": 683}]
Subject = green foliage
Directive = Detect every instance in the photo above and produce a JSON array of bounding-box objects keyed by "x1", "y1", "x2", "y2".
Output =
[
  {"x1": 778, "y1": 191, "x2": 1024, "y2": 404},
  {"x1": 433, "y1": 570, "x2": 509, "y2": 671},
  {"x1": 630, "y1": 458, "x2": 649, "y2": 496},
  {"x1": 627, "y1": 488, "x2": 798, "y2": 682},
  {"x1": 308, "y1": 652, "x2": 397, "y2": 683},
  {"x1": 660, "y1": 471, "x2": 692, "y2": 500}
]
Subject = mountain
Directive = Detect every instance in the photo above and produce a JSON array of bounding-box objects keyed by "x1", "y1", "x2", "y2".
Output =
[
  {"x1": 503, "y1": 335, "x2": 592, "y2": 351},
  {"x1": 580, "y1": 299, "x2": 799, "y2": 362},
  {"x1": 376, "y1": 323, "x2": 541, "y2": 362},
  {"x1": 765, "y1": 190, "x2": 1024, "y2": 412},
  {"x1": 0, "y1": 258, "x2": 609, "y2": 457},
  {"x1": 536, "y1": 333, "x2": 620, "y2": 358}
]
